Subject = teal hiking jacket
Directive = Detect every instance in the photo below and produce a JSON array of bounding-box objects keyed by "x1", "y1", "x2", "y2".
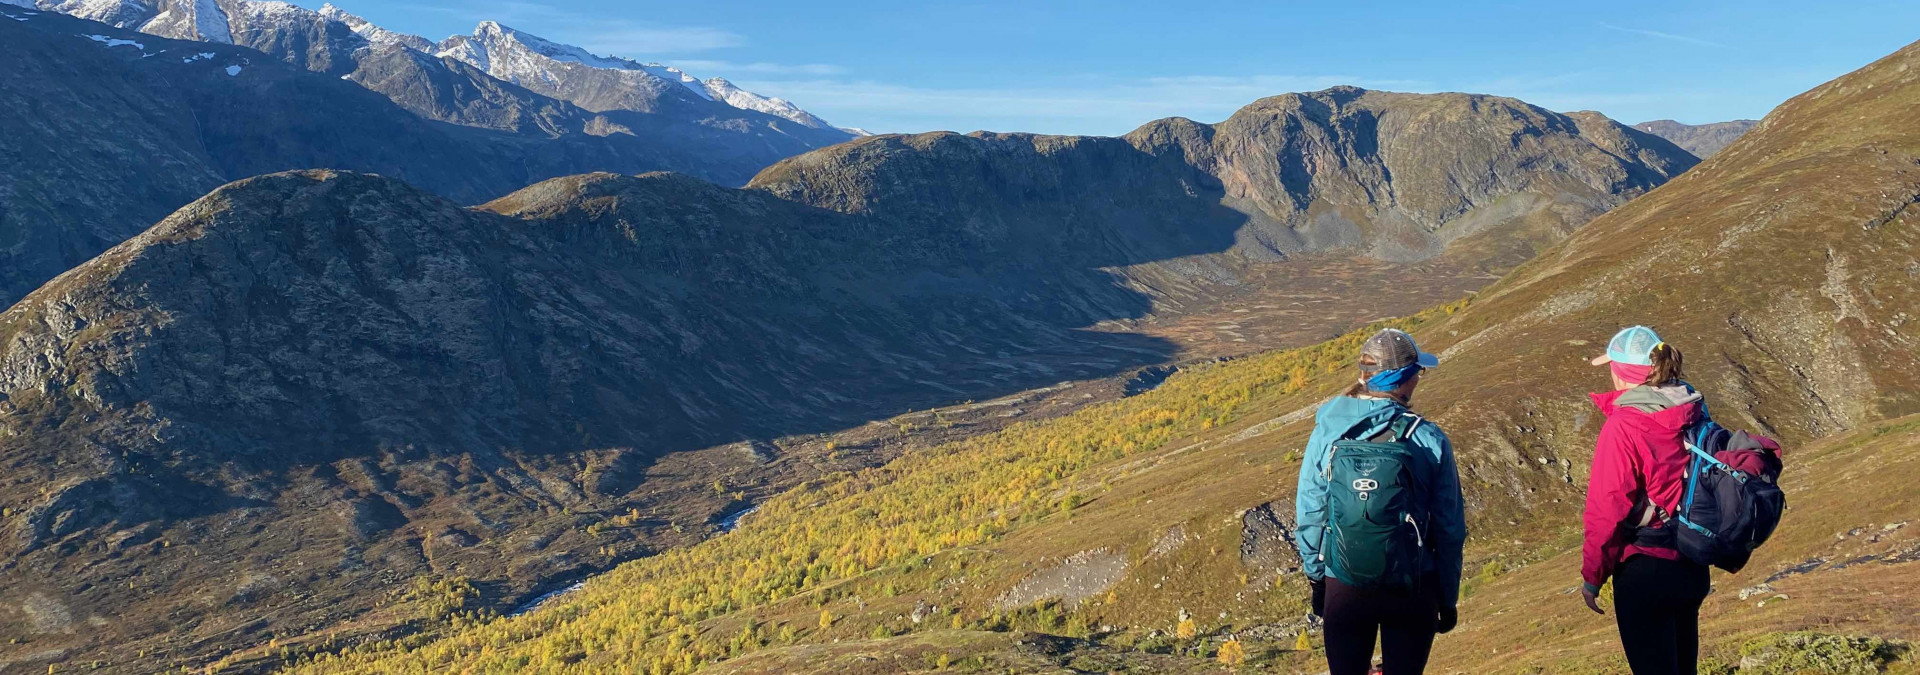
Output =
[{"x1": 1294, "y1": 395, "x2": 1468, "y2": 608}]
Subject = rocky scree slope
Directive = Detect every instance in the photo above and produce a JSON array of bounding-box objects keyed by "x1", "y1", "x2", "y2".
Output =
[
  {"x1": 753, "y1": 87, "x2": 1697, "y2": 296},
  {"x1": 1634, "y1": 118, "x2": 1761, "y2": 158}
]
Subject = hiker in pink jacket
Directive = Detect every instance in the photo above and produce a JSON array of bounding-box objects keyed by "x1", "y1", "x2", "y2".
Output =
[{"x1": 1579, "y1": 325, "x2": 1712, "y2": 675}]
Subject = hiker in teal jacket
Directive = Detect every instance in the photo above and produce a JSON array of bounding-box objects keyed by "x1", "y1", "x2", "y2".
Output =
[{"x1": 1295, "y1": 328, "x2": 1467, "y2": 675}]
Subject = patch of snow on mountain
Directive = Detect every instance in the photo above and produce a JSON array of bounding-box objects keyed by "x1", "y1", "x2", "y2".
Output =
[
  {"x1": 436, "y1": 21, "x2": 682, "y2": 105},
  {"x1": 225, "y1": 63, "x2": 240, "y2": 75},
  {"x1": 232, "y1": 0, "x2": 314, "y2": 24},
  {"x1": 702, "y1": 77, "x2": 834, "y2": 129},
  {"x1": 138, "y1": 0, "x2": 231, "y2": 43},
  {"x1": 432, "y1": 35, "x2": 486, "y2": 72},
  {"x1": 640, "y1": 64, "x2": 712, "y2": 100},
  {"x1": 44, "y1": 0, "x2": 149, "y2": 26},
  {"x1": 318, "y1": 2, "x2": 431, "y2": 51},
  {"x1": 843, "y1": 128, "x2": 875, "y2": 137},
  {"x1": 191, "y1": 0, "x2": 228, "y2": 42},
  {"x1": 473, "y1": 20, "x2": 639, "y2": 70},
  {"x1": 182, "y1": 50, "x2": 213, "y2": 62},
  {"x1": 84, "y1": 33, "x2": 144, "y2": 48},
  {"x1": 0, "y1": 0, "x2": 34, "y2": 9}
]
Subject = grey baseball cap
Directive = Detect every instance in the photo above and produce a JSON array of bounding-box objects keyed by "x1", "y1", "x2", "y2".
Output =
[{"x1": 1359, "y1": 328, "x2": 1439, "y2": 373}]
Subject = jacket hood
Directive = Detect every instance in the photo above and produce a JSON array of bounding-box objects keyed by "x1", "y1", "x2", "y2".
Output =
[
  {"x1": 1590, "y1": 386, "x2": 1700, "y2": 434},
  {"x1": 1316, "y1": 395, "x2": 1411, "y2": 439}
]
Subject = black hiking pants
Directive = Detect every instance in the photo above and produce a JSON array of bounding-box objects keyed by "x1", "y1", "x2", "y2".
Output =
[
  {"x1": 1324, "y1": 577, "x2": 1436, "y2": 675},
  {"x1": 1613, "y1": 555, "x2": 1711, "y2": 675}
]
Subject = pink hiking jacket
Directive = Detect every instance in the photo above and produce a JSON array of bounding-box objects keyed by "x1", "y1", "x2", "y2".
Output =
[{"x1": 1581, "y1": 387, "x2": 1701, "y2": 590}]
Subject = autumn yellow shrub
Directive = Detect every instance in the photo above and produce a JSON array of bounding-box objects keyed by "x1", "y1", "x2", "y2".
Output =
[{"x1": 282, "y1": 300, "x2": 1464, "y2": 674}]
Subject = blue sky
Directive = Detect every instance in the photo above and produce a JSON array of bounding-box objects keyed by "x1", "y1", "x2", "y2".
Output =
[{"x1": 301, "y1": 0, "x2": 1920, "y2": 135}]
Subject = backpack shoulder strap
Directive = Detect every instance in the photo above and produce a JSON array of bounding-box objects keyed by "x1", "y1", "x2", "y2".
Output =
[{"x1": 1366, "y1": 412, "x2": 1423, "y2": 443}]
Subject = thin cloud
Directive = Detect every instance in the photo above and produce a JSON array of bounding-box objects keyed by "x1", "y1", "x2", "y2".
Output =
[{"x1": 1598, "y1": 22, "x2": 1724, "y2": 48}]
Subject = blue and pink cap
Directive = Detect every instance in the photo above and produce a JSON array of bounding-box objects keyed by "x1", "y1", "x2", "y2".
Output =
[{"x1": 1590, "y1": 325, "x2": 1663, "y2": 382}]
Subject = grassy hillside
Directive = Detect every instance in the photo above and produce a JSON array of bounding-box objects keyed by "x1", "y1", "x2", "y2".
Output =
[
  {"x1": 265, "y1": 300, "x2": 1463, "y2": 674},
  {"x1": 257, "y1": 37, "x2": 1920, "y2": 675},
  {"x1": 268, "y1": 296, "x2": 1920, "y2": 674}
]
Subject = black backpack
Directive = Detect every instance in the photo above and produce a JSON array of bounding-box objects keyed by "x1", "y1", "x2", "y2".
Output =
[{"x1": 1670, "y1": 421, "x2": 1787, "y2": 572}]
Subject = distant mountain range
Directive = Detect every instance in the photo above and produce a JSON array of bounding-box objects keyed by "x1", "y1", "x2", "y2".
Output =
[
  {"x1": 1634, "y1": 118, "x2": 1761, "y2": 158},
  {"x1": 0, "y1": 52, "x2": 1699, "y2": 668},
  {"x1": 0, "y1": 6, "x2": 858, "y2": 308},
  {"x1": 756, "y1": 88, "x2": 1697, "y2": 277},
  {"x1": 6, "y1": 0, "x2": 857, "y2": 135}
]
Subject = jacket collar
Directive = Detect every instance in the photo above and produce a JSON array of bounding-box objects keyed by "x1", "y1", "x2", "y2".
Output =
[{"x1": 1590, "y1": 388, "x2": 1700, "y2": 433}]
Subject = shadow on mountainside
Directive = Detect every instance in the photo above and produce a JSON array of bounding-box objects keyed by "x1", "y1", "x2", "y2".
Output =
[{"x1": 0, "y1": 166, "x2": 1249, "y2": 670}]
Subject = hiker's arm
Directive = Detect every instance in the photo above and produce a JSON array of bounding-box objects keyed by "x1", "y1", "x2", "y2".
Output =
[
  {"x1": 1294, "y1": 409, "x2": 1337, "y2": 582},
  {"x1": 1581, "y1": 420, "x2": 1640, "y2": 592},
  {"x1": 1423, "y1": 428, "x2": 1467, "y2": 610}
]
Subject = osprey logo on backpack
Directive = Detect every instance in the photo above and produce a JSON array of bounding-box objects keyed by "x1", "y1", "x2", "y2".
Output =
[{"x1": 1324, "y1": 413, "x2": 1432, "y2": 590}]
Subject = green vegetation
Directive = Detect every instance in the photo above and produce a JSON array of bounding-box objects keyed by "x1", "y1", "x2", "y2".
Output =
[
  {"x1": 280, "y1": 300, "x2": 1465, "y2": 674},
  {"x1": 1731, "y1": 632, "x2": 1910, "y2": 675}
]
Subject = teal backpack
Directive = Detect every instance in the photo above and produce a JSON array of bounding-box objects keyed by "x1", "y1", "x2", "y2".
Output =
[{"x1": 1324, "y1": 412, "x2": 1431, "y2": 590}]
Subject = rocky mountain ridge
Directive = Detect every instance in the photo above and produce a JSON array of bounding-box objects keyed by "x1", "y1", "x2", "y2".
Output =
[
  {"x1": 8, "y1": 0, "x2": 854, "y2": 135},
  {"x1": 0, "y1": 7, "x2": 842, "y2": 309},
  {"x1": 1634, "y1": 118, "x2": 1761, "y2": 158},
  {"x1": 754, "y1": 87, "x2": 1697, "y2": 281}
]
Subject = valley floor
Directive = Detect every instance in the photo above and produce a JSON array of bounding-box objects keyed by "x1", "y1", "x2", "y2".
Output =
[{"x1": 266, "y1": 301, "x2": 1919, "y2": 674}]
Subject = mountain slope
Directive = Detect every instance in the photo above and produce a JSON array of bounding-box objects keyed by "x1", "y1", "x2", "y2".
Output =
[
  {"x1": 16, "y1": 0, "x2": 860, "y2": 172},
  {"x1": 0, "y1": 166, "x2": 1219, "y2": 672},
  {"x1": 267, "y1": 38, "x2": 1920, "y2": 675},
  {"x1": 754, "y1": 88, "x2": 1696, "y2": 281},
  {"x1": 431, "y1": 20, "x2": 847, "y2": 134},
  {"x1": 1634, "y1": 118, "x2": 1760, "y2": 158},
  {"x1": 0, "y1": 8, "x2": 815, "y2": 307}
]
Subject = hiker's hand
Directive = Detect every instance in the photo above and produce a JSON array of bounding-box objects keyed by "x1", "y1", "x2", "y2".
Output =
[
  {"x1": 1436, "y1": 606, "x2": 1457, "y2": 634},
  {"x1": 1581, "y1": 586, "x2": 1604, "y2": 615},
  {"x1": 1310, "y1": 578, "x2": 1326, "y2": 617}
]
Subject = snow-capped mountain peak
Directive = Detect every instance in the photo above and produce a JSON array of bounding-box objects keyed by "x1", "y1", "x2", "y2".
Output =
[
  {"x1": 642, "y1": 63, "x2": 714, "y2": 101},
  {"x1": 460, "y1": 20, "x2": 642, "y2": 71},
  {"x1": 32, "y1": 0, "x2": 231, "y2": 42},
  {"x1": 700, "y1": 76, "x2": 834, "y2": 129},
  {"x1": 318, "y1": 2, "x2": 432, "y2": 52},
  {"x1": 25, "y1": 0, "x2": 861, "y2": 135},
  {"x1": 434, "y1": 20, "x2": 851, "y2": 130}
]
